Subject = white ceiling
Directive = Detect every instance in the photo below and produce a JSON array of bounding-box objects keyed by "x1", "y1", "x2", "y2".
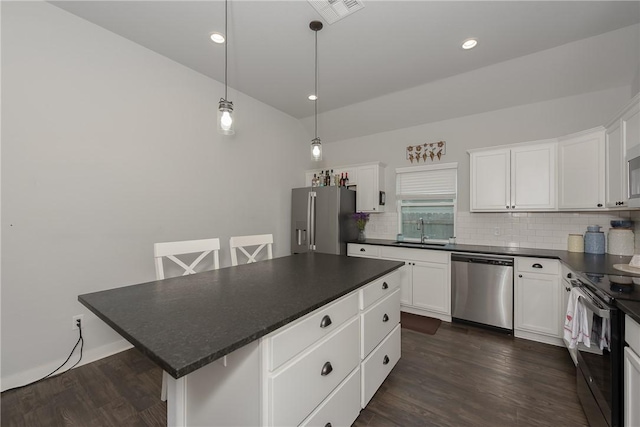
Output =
[{"x1": 50, "y1": 1, "x2": 640, "y2": 141}]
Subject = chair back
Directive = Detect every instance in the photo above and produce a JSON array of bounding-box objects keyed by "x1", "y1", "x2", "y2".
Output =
[
  {"x1": 229, "y1": 234, "x2": 273, "y2": 266},
  {"x1": 154, "y1": 238, "x2": 221, "y2": 280}
]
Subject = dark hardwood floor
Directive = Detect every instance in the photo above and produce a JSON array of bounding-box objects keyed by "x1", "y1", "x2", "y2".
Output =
[{"x1": 2, "y1": 321, "x2": 587, "y2": 426}]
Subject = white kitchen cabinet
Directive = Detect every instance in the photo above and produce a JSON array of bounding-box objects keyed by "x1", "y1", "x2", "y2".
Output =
[
  {"x1": 514, "y1": 257, "x2": 562, "y2": 345},
  {"x1": 605, "y1": 94, "x2": 639, "y2": 208},
  {"x1": 379, "y1": 246, "x2": 451, "y2": 321},
  {"x1": 606, "y1": 118, "x2": 627, "y2": 208},
  {"x1": 348, "y1": 244, "x2": 451, "y2": 321},
  {"x1": 356, "y1": 163, "x2": 385, "y2": 213},
  {"x1": 469, "y1": 141, "x2": 556, "y2": 212},
  {"x1": 625, "y1": 315, "x2": 640, "y2": 427},
  {"x1": 557, "y1": 127, "x2": 606, "y2": 210}
]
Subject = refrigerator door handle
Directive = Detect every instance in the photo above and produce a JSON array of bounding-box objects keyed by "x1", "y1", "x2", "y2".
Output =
[{"x1": 308, "y1": 192, "x2": 316, "y2": 251}]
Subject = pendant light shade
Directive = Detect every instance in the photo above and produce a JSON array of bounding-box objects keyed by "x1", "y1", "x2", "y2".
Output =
[
  {"x1": 218, "y1": 0, "x2": 234, "y2": 135},
  {"x1": 310, "y1": 20, "x2": 323, "y2": 161}
]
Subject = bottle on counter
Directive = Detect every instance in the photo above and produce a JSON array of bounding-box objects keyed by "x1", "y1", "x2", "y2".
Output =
[
  {"x1": 325, "y1": 170, "x2": 330, "y2": 186},
  {"x1": 319, "y1": 171, "x2": 324, "y2": 186},
  {"x1": 345, "y1": 172, "x2": 350, "y2": 186},
  {"x1": 340, "y1": 173, "x2": 345, "y2": 187},
  {"x1": 312, "y1": 174, "x2": 318, "y2": 187}
]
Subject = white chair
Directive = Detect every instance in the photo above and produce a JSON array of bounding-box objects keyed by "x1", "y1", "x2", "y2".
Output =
[
  {"x1": 153, "y1": 237, "x2": 221, "y2": 401},
  {"x1": 229, "y1": 234, "x2": 273, "y2": 266}
]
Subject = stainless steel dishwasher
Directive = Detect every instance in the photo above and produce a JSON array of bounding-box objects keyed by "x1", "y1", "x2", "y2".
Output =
[{"x1": 451, "y1": 253, "x2": 514, "y2": 331}]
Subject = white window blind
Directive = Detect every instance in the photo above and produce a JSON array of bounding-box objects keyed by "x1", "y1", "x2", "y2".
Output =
[{"x1": 396, "y1": 163, "x2": 457, "y2": 199}]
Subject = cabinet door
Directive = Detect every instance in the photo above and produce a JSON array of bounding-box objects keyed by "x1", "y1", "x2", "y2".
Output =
[
  {"x1": 624, "y1": 347, "x2": 640, "y2": 427},
  {"x1": 558, "y1": 130, "x2": 605, "y2": 210},
  {"x1": 398, "y1": 264, "x2": 412, "y2": 306},
  {"x1": 356, "y1": 164, "x2": 384, "y2": 213},
  {"x1": 622, "y1": 101, "x2": 640, "y2": 155},
  {"x1": 515, "y1": 273, "x2": 561, "y2": 337},
  {"x1": 606, "y1": 120, "x2": 627, "y2": 207},
  {"x1": 511, "y1": 143, "x2": 556, "y2": 210},
  {"x1": 411, "y1": 262, "x2": 450, "y2": 315},
  {"x1": 470, "y1": 149, "x2": 510, "y2": 211}
]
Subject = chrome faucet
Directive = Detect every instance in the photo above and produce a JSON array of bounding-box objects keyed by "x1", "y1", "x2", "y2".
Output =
[{"x1": 417, "y1": 218, "x2": 428, "y2": 243}]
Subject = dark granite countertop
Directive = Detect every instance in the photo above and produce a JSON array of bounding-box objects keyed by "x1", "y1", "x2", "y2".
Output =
[
  {"x1": 352, "y1": 238, "x2": 640, "y2": 320},
  {"x1": 617, "y1": 300, "x2": 640, "y2": 325},
  {"x1": 79, "y1": 253, "x2": 404, "y2": 379}
]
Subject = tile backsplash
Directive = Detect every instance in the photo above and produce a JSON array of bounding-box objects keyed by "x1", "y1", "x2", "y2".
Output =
[{"x1": 365, "y1": 210, "x2": 640, "y2": 252}]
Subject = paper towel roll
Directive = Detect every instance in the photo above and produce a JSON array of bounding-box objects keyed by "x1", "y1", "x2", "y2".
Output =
[{"x1": 568, "y1": 234, "x2": 584, "y2": 252}]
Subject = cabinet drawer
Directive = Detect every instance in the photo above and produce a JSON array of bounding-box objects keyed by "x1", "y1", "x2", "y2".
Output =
[
  {"x1": 268, "y1": 292, "x2": 358, "y2": 371},
  {"x1": 361, "y1": 323, "x2": 401, "y2": 408},
  {"x1": 516, "y1": 257, "x2": 559, "y2": 275},
  {"x1": 627, "y1": 315, "x2": 640, "y2": 354},
  {"x1": 361, "y1": 270, "x2": 401, "y2": 309},
  {"x1": 348, "y1": 244, "x2": 380, "y2": 258},
  {"x1": 299, "y1": 366, "x2": 361, "y2": 427},
  {"x1": 361, "y1": 289, "x2": 400, "y2": 358},
  {"x1": 269, "y1": 317, "x2": 360, "y2": 427},
  {"x1": 380, "y1": 246, "x2": 449, "y2": 264}
]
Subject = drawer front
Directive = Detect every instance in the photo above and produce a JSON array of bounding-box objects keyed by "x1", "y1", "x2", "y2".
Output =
[
  {"x1": 269, "y1": 292, "x2": 359, "y2": 371},
  {"x1": 348, "y1": 243, "x2": 380, "y2": 258},
  {"x1": 361, "y1": 289, "x2": 401, "y2": 358},
  {"x1": 361, "y1": 323, "x2": 401, "y2": 408},
  {"x1": 269, "y1": 317, "x2": 360, "y2": 427},
  {"x1": 299, "y1": 366, "x2": 361, "y2": 427},
  {"x1": 361, "y1": 270, "x2": 401, "y2": 309},
  {"x1": 627, "y1": 315, "x2": 640, "y2": 354},
  {"x1": 516, "y1": 257, "x2": 559, "y2": 275},
  {"x1": 380, "y1": 246, "x2": 449, "y2": 264}
]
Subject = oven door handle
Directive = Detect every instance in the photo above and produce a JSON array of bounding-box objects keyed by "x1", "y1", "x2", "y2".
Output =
[{"x1": 577, "y1": 294, "x2": 610, "y2": 319}]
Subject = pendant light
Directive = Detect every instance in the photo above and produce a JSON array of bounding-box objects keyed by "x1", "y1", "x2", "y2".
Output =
[
  {"x1": 310, "y1": 20, "x2": 323, "y2": 161},
  {"x1": 217, "y1": 0, "x2": 234, "y2": 135}
]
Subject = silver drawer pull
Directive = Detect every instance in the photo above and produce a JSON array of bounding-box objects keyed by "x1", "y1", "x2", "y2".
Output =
[
  {"x1": 383, "y1": 355, "x2": 390, "y2": 365},
  {"x1": 382, "y1": 282, "x2": 389, "y2": 290},
  {"x1": 325, "y1": 424, "x2": 332, "y2": 427},
  {"x1": 360, "y1": 248, "x2": 365, "y2": 252},
  {"x1": 382, "y1": 313, "x2": 389, "y2": 322},
  {"x1": 532, "y1": 263, "x2": 543, "y2": 269},
  {"x1": 320, "y1": 315, "x2": 332, "y2": 328},
  {"x1": 321, "y1": 361, "x2": 333, "y2": 376}
]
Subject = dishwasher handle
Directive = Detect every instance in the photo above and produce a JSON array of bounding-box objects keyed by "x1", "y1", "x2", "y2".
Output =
[{"x1": 451, "y1": 254, "x2": 514, "y2": 267}]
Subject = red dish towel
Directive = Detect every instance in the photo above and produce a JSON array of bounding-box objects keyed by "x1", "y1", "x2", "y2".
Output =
[{"x1": 563, "y1": 287, "x2": 591, "y2": 349}]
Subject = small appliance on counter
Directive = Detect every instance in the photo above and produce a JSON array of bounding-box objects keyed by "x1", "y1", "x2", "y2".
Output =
[
  {"x1": 584, "y1": 225, "x2": 605, "y2": 255},
  {"x1": 607, "y1": 220, "x2": 634, "y2": 256}
]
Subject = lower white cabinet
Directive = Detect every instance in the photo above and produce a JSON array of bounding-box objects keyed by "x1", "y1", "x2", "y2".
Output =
[
  {"x1": 361, "y1": 324, "x2": 401, "y2": 407},
  {"x1": 268, "y1": 317, "x2": 360, "y2": 427},
  {"x1": 625, "y1": 315, "x2": 640, "y2": 427},
  {"x1": 514, "y1": 257, "x2": 562, "y2": 344},
  {"x1": 348, "y1": 244, "x2": 451, "y2": 320}
]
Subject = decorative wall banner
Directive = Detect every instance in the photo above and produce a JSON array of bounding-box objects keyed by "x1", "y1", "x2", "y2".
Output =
[{"x1": 406, "y1": 141, "x2": 446, "y2": 163}]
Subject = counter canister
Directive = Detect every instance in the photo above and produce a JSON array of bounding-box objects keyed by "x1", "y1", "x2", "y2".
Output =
[{"x1": 584, "y1": 225, "x2": 605, "y2": 255}]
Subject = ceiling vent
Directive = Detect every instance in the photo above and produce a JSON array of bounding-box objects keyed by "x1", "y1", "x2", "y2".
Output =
[{"x1": 308, "y1": 0, "x2": 365, "y2": 24}]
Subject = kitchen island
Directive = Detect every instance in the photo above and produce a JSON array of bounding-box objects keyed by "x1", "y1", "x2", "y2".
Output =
[{"x1": 79, "y1": 252, "x2": 404, "y2": 426}]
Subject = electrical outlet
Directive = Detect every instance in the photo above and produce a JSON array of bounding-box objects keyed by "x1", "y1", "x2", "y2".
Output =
[
  {"x1": 72, "y1": 315, "x2": 84, "y2": 331},
  {"x1": 494, "y1": 227, "x2": 501, "y2": 236}
]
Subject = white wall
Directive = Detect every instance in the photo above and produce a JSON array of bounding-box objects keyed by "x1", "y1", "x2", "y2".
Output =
[{"x1": 1, "y1": 2, "x2": 309, "y2": 389}]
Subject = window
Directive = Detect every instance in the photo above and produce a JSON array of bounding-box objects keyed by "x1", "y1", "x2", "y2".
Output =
[{"x1": 396, "y1": 163, "x2": 457, "y2": 243}]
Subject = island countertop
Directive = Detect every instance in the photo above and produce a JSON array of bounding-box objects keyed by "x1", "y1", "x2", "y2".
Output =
[{"x1": 78, "y1": 253, "x2": 404, "y2": 379}]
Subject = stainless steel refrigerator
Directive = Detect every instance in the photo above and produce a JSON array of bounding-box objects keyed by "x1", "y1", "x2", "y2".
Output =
[{"x1": 291, "y1": 186, "x2": 358, "y2": 255}]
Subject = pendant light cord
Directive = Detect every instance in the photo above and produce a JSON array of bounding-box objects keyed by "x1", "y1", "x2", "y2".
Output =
[
  {"x1": 314, "y1": 28, "x2": 318, "y2": 139},
  {"x1": 224, "y1": 0, "x2": 228, "y2": 101}
]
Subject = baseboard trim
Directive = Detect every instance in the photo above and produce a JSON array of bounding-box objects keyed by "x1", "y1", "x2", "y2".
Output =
[{"x1": 1, "y1": 338, "x2": 133, "y2": 392}]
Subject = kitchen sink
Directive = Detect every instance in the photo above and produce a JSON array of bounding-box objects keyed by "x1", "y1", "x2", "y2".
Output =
[{"x1": 394, "y1": 241, "x2": 447, "y2": 248}]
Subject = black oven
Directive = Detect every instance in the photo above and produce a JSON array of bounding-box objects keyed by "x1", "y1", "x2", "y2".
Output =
[{"x1": 572, "y1": 276, "x2": 624, "y2": 427}]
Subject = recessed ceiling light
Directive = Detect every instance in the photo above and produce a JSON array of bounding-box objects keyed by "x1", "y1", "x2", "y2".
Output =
[
  {"x1": 210, "y1": 32, "x2": 225, "y2": 44},
  {"x1": 308, "y1": 95, "x2": 318, "y2": 101},
  {"x1": 462, "y1": 39, "x2": 478, "y2": 50}
]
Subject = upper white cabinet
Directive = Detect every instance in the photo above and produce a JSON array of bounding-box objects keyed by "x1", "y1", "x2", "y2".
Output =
[
  {"x1": 306, "y1": 162, "x2": 386, "y2": 213},
  {"x1": 470, "y1": 141, "x2": 556, "y2": 212},
  {"x1": 356, "y1": 163, "x2": 385, "y2": 213},
  {"x1": 606, "y1": 93, "x2": 639, "y2": 208},
  {"x1": 558, "y1": 127, "x2": 606, "y2": 210}
]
